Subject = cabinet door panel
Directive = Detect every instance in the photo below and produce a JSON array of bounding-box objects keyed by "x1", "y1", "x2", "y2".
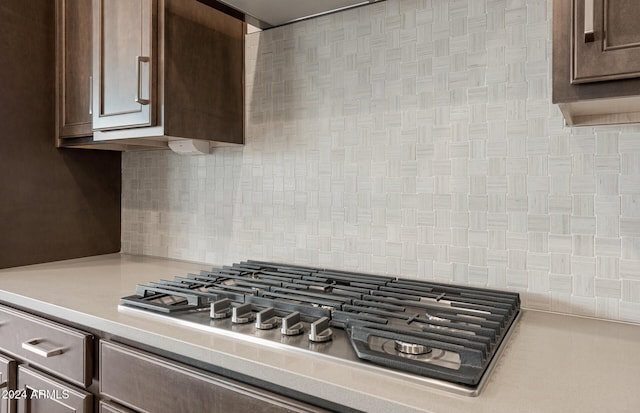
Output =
[
  {"x1": 573, "y1": 0, "x2": 640, "y2": 83},
  {"x1": 56, "y1": 0, "x2": 93, "y2": 139},
  {"x1": 16, "y1": 366, "x2": 92, "y2": 413},
  {"x1": 0, "y1": 355, "x2": 16, "y2": 413},
  {"x1": 93, "y1": 0, "x2": 155, "y2": 130}
]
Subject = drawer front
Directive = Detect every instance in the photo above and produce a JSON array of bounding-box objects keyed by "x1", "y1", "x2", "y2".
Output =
[
  {"x1": 0, "y1": 355, "x2": 17, "y2": 413},
  {"x1": 16, "y1": 366, "x2": 92, "y2": 413},
  {"x1": 99, "y1": 400, "x2": 136, "y2": 413},
  {"x1": 0, "y1": 305, "x2": 92, "y2": 387},
  {"x1": 100, "y1": 341, "x2": 329, "y2": 413}
]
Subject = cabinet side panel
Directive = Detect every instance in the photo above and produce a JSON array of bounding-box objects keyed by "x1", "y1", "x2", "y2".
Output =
[
  {"x1": 0, "y1": 0, "x2": 121, "y2": 269},
  {"x1": 164, "y1": 1, "x2": 244, "y2": 144}
]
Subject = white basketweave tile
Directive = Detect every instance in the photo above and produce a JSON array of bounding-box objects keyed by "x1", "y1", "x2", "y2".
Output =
[
  {"x1": 528, "y1": 232, "x2": 548, "y2": 253},
  {"x1": 620, "y1": 259, "x2": 640, "y2": 281},
  {"x1": 620, "y1": 218, "x2": 640, "y2": 237},
  {"x1": 596, "y1": 237, "x2": 622, "y2": 257},
  {"x1": 506, "y1": 269, "x2": 528, "y2": 289},
  {"x1": 119, "y1": 1, "x2": 640, "y2": 324},
  {"x1": 509, "y1": 212, "x2": 528, "y2": 233},
  {"x1": 526, "y1": 253, "x2": 549, "y2": 271},
  {"x1": 506, "y1": 231, "x2": 529, "y2": 250},
  {"x1": 595, "y1": 297, "x2": 620, "y2": 320},
  {"x1": 549, "y1": 195, "x2": 573, "y2": 214},
  {"x1": 528, "y1": 214, "x2": 550, "y2": 232},
  {"x1": 507, "y1": 195, "x2": 527, "y2": 211},
  {"x1": 621, "y1": 176, "x2": 640, "y2": 194},
  {"x1": 620, "y1": 302, "x2": 640, "y2": 324},
  {"x1": 572, "y1": 154, "x2": 594, "y2": 176},
  {"x1": 597, "y1": 215, "x2": 620, "y2": 238},
  {"x1": 622, "y1": 280, "x2": 640, "y2": 303},
  {"x1": 619, "y1": 132, "x2": 640, "y2": 152},
  {"x1": 594, "y1": 278, "x2": 622, "y2": 298},
  {"x1": 597, "y1": 174, "x2": 619, "y2": 196},
  {"x1": 596, "y1": 256, "x2": 619, "y2": 279},
  {"x1": 572, "y1": 256, "x2": 597, "y2": 278},
  {"x1": 550, "y1": 253, "x2": 571, "y2": 274},
  {"x1": 571, "y1": 216, "x2": 596, "y2": 235},
  {"x1": 526, "y1": 292, "x2": 551, "y2": 311},
  {"x1": 550, "y1": 274, "x2": 572, "y2": 294}
]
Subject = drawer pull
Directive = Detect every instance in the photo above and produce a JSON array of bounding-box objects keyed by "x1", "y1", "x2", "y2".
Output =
[{"x1": 21, "y1": 339, "x2": 65, "y2": 358}]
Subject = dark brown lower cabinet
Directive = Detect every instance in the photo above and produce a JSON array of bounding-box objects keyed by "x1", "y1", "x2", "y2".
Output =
[
  {"x1": 100, "y1": 341, "x2": 328, "y2": 413},
  {"x1": 16, "y1": 366, "x2": 92, "y2": 413},
  {"x1": 0, "y1": 355, "x2": 17, "y2": 413},
  {"x1": 0, "y1": 302, "x2": 330, "y2": 413}
]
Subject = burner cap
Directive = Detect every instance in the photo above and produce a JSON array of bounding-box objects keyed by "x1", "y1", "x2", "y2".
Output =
[{"x1": 394, "y1": 340, "x2": 432, "y2": 355}]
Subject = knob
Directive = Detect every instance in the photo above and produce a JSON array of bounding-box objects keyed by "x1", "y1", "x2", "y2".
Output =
[
  {"x1": 308, "y1": 317, "x2": 332, "y2": 342},
  {"x1": 281, "y1": 312, "x2": 304, "y2": 336},
  {"x1": 255, "y1": 307, "x2": 278, "y2": 330},
  {"x1": 232, "y1": 303, "x2": 255, "y2": 324},
  {"x1": 210, "y1": 298, "x2": 232, "y2": 319}
]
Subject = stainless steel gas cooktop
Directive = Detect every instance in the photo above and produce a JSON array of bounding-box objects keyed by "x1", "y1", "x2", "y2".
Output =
[{"x1": 119, "y1": 260, "x2": 520, "y2": 396}]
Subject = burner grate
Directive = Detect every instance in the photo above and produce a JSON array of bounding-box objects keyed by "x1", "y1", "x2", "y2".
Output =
[{"x1": 120, "y1": 260, "x2": 520, "y2": 388}]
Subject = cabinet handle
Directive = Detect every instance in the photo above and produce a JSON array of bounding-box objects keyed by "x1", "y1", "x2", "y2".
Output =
[
  {"x1": 89, "y1": 75, "x2": 93, "y2": 115},
  {"x1": 135, "y1": 55, "x2": 150, "y2": 105},
  {"x1": 584, "y1": 0, "x2": 595, "y2": 42},
  {"x1": 21, "y1": 339, "x2": 64, "y2": 358}
]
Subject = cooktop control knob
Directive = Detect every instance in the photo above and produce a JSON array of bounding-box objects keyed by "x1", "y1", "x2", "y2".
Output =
[
  {"x1": 255, "y1": 307, "x2": 278, "y2": 330},
  {"x1": 281, "y1": 311, "x2": 304, "y2": 336},
  {"x1": 210, "y1": 298, "x2": 232, "y2": 319},
  {"x1": 232, "y1": 303, "x2": 255, "y2": 324},
  {"x1": 308, "y1": 317, "x2": 332, "y2": 342}
]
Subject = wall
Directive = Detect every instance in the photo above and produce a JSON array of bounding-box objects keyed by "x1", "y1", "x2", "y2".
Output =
[
  {"x1": 0, "y1": 0, "x2": 121, "y2": 269},
  {"x1": 121, "y1": 0, "x2": 640, "y2": 324}
]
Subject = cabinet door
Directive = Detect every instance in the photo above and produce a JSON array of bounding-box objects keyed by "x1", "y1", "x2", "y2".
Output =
[
  {"x1": 0, "y1": 355, "x2": 17, "y2": 413},
  {"x1": 92, "y1": 0, "x2": 155, "y2": 131},
  {"x1": 573, "y1": 0, "x2": 640, "y2": 83},
  {"x1": 15, "y1": 366, "x2": 92, "y2": 413},
  {"x1": 55, "y1": 0, "x2": 93, "y2": 140}
]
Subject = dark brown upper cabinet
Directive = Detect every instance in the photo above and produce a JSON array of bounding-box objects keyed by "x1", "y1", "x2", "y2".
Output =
[
  {"x1": 57, "y1": 0, "x2": 245, "y2": 151},
  {"x1": 553, "y1": 0, "x2": 640, "y2": 126}
]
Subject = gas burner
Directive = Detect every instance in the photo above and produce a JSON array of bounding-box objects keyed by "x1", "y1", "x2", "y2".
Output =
[{"x1": 394, "y1": 340, "x2": 432, "y2": 355}]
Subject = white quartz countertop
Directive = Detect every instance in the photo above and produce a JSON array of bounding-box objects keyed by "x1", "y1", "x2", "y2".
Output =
[{"x1": 1, "y1": 253, "x2": 639, "y2": 413}]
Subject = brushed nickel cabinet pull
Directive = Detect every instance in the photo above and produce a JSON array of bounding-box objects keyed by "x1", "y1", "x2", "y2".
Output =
[
  {"x1": 135, "y1": 55, "x2": 150, "y2": 105},
  {"x1": 584, "y1": 0, "x2": 595, "y2": 42},
  {"x1": 21, "y1": 339, "x2": 64, "y2": 358}
]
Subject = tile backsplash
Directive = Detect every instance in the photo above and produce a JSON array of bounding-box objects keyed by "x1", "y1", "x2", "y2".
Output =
[{"x1": 122, "y1": 0, "x2": 640, "y2": 324}]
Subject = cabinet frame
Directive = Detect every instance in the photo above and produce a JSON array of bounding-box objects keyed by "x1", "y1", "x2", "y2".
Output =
[
  {"x1": 0, "y1": 355, "x2": 16, "y2": 413},
  {"x1": 55, "y1": 0, "x2": 94, "y2": 145}
]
